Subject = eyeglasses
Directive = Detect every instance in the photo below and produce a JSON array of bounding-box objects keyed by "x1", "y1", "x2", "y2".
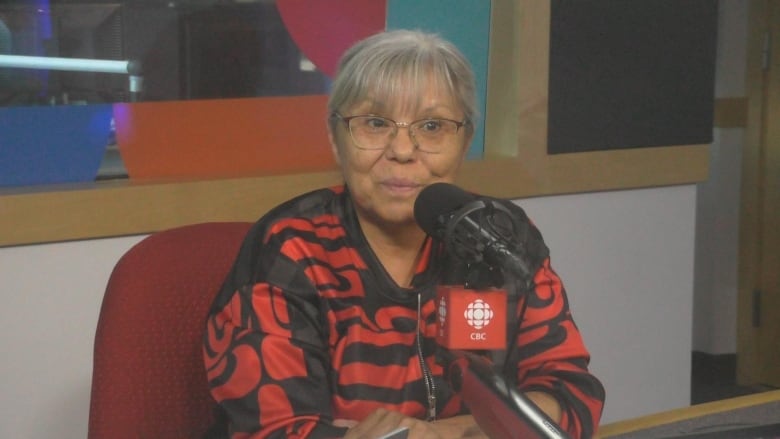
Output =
[{"x1": 331, "y1": 113, "x2": 468, "y2": 154}]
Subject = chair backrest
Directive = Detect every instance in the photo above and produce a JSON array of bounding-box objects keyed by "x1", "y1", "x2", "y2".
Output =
[{"x1": 88, "y1": 221, "x2": 251, "y2": 439}]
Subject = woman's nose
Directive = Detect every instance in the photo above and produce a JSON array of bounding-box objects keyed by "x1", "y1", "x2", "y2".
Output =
[{"x1": 385, "y1": 125, "x2": 417, "y2": 161}]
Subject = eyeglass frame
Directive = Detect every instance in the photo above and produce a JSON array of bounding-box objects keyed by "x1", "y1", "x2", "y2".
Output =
[{"x1": 330, "y1": 112, "x2": 470, "y2": 153}]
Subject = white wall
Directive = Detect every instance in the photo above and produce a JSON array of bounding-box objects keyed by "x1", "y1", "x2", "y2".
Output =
[
  {"x1": 0, "y1": 235, "x2": 145, "y2": 439},
  {"x1": 520, "y1": 185, "x2": 695, "y2": 423},
  {"x1": 0, "y1": 185, "x2": 695, "y2": 436},
  {"x1": 692, "y1": 0, "x2": 748, "y2": 354}
]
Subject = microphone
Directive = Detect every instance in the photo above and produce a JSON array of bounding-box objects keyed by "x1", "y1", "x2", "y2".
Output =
[
  {"x1": 442, "y1": 350, "x2": 571, "y2": 439},
  {"x1": 416, "y1": 182, "x2": 535, "y2": 350},
  {"x1": 415, "y1": 183, "x2": 568, "y2": 438},
  {"x1": 413, "y1": 182, "x2": 534, "y2": 285}
]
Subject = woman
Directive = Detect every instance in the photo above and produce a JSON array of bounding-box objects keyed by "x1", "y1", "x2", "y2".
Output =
[{"x1": 203, "y1": 29, "x2": 604, "y2": 438}]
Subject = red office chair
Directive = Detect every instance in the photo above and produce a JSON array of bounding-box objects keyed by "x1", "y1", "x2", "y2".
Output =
[{"x1": 88, "y1": 221, "x2": 252, "y2": 439}]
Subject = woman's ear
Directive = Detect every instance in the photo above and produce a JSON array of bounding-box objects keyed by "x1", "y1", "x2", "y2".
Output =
[
  {"x1": 327, "y1": 122, "x2": 342, "y2": 166},
  {"x1": 459, "y1": 131, "x2": 475, "y2": 161}
]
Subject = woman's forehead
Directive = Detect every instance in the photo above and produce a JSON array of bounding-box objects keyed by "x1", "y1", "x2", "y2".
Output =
[{"x1": 348, "y1": 78, "x2": 459, "y2": 115}]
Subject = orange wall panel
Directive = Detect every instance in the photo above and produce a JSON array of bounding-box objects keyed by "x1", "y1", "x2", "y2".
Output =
[{"x1": 115, "y1": 95, "x2": 336, "y2": 179}]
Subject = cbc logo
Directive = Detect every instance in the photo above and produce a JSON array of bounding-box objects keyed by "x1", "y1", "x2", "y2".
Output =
[{"x1": 464, "y1": 299, "x2": 494, "y2": 330}]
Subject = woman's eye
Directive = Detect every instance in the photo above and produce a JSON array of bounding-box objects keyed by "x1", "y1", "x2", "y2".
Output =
[
  {"x1": 420, "y1": 120, "x2": 442, "y2": 133},
  {"x1": 365, "y1": 117, "x2": 389, "y2": 129}
]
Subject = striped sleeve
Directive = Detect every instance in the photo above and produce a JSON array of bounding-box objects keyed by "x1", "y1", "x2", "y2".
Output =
[
  {"x1": 514, "y1": 258, "x2": 605, "y2": 438},
  {"x1": 203, "y1": 223, "x2": 349, "y2": 439}
]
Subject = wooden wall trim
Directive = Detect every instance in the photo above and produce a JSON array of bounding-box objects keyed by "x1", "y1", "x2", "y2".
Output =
[
  {"x1": 714, "y1": 97, "x2": 749, "y2": 128},
  {"x1": 0, "y1": 171, "x2": 340, "y2": 247},
  {"x1": 0, "y1": 144, "x2": 708, "y2": 248},
  {"x1": 598, "y1": 390, "x2": 780, "y2": 437},
  {"x1": 737, "y1": 0, "x2": 775, "y2": 386}
]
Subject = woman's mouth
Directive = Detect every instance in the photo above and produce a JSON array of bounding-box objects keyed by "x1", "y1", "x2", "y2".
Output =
[{"x1": 380, "y1": 179, "x2": 420, "y2": 195}]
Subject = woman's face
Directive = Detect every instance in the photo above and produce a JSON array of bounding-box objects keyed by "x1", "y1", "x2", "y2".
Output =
[{"x1": 328, "y1": 82, "x2": 471, "y2": 229}]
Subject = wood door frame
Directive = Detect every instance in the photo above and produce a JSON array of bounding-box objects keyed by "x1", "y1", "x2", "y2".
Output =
[{"x1": 737, "y1": 0, "x2": 779, "y2": 386}]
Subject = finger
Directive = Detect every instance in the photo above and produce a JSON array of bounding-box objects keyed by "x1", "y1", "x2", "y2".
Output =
[
  {"x1": 344, "y1": 408, "x2": 406, "y2": 438},
  {"x1": 401, "y1": 418, "x2": 443, "y2": 439},
  {"x1": 333, "y1": 418, "x2": 358, "y2": 428}
]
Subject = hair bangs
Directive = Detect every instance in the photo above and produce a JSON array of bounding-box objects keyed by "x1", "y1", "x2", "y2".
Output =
[
  {"x1": 352, "y1": 49, "x2": 461, "y2": 117},
  {"x1": 328, "y1": 30, "x2": 477, "y2": 128}
]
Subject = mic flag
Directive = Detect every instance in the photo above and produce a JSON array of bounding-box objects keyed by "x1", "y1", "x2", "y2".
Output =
[{"x1": 436, "y1": 285, "x2": 507, "y2": 350}]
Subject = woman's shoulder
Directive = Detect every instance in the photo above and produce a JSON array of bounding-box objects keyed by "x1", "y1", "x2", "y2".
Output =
[
  {"x1": 240, "y1": 185, "x2": 346, "y2": 244},
  {"x1": 259, "y1": 185, "x2": 345, "y2": 225}
]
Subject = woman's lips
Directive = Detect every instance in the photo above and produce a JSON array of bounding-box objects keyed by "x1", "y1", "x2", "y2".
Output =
[{"x1": 380, "y1": 179, "x2": 420, "y2": 195}]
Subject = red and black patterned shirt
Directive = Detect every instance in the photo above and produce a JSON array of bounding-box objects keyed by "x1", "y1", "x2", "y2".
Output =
[{"x1": 203, "y1": 186, "x2": 604, "y2": 438}]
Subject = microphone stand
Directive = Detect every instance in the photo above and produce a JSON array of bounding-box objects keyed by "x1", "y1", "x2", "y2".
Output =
[{"x1": 430, "y1": 189, "x2": 564, "y2": 437}]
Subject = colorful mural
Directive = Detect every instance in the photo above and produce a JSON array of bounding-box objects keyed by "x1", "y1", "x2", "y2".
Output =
[{"x1": 0, "y1": 0, "x2": 491, "y2": 185}]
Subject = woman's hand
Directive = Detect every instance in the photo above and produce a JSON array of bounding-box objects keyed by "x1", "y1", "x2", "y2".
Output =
[
  {"x1": 338, "y1": 411, "x2": 488, "y2": 439},
  {"x1": 340, "y1": 408, "x2": 443, "y2": 439},
  {"x1": 425, "y1": 415, "x2": 488, "y2": 438}
]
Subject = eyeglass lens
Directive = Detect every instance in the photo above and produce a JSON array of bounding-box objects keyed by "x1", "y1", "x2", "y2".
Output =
[{"x1": 348, "y1": 116, "x2": 460, "y2": 152}]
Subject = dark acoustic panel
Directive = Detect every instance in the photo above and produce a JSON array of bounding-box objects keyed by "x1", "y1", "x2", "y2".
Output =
[{"x1": 548, "y1": 0, "x2": 718, "y2": 154}]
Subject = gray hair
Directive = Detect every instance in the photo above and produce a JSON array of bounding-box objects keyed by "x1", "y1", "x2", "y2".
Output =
[{"x1": 327, "y1": 29, "x2": 477, "y2": 131}]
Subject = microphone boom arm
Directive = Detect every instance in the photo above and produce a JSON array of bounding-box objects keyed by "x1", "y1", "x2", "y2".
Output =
[{"x1": 443, "y1": 350, "x2": 571, "y2": 439}]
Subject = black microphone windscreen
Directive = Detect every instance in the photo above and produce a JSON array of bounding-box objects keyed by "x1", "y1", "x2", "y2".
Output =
[{"x1": 414, "y1": 182, "x2": 476, "y2": 236}]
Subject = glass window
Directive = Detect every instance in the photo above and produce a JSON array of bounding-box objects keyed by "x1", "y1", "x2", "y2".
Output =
[
  {"x1": 0, "y1": 1, "x2": 330, "y2": 104},
  {"x1": 0, "y1": 0, "x2": 334, "y2": 182},
  {"x1": 0, "y1": 0, "x2": 490, "y2": 187}
]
